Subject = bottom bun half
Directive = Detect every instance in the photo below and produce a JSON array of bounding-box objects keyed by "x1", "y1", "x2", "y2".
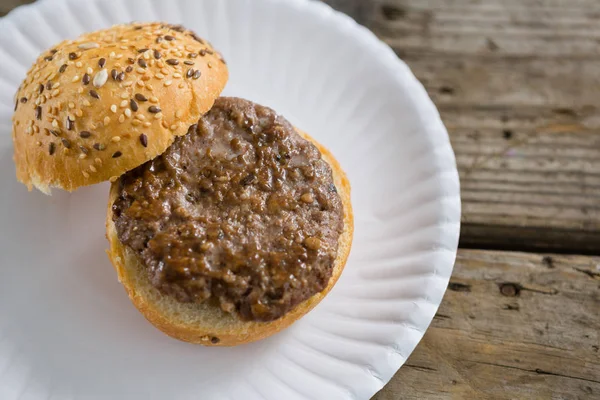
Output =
[{"x1": 105, "y1": 129, "x2": 353, "y2": 346}]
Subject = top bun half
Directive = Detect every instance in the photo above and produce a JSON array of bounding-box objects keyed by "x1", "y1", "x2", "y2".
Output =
[{"x1": 12, "y1": 22, "x2": 228, "y2": 193}]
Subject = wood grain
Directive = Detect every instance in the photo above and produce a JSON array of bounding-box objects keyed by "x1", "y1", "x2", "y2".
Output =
[
  {"x1": 348, "y1": 0, "x2": 600, "y2": 253},
  {"x1": 373, "y1": 249, "x2": 600, "y2": 400}
]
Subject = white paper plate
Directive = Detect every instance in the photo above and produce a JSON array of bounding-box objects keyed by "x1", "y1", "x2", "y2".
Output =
[{"x1": 0, "y1": 0, "x2": 461, "y2": 399}]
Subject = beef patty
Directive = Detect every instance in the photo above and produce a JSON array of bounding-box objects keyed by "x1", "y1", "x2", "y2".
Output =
[{"x1": 112, "y1": 97, "x2": 344, "y2": 322}]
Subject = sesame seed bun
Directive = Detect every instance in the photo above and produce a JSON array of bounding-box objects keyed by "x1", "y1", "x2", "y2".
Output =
[
  {"x1": 105, "y1": 128, "x2": 353, "y2": 346},
  {"x1": 12, "y1": 22, "x2": 228, "y2": 194}
]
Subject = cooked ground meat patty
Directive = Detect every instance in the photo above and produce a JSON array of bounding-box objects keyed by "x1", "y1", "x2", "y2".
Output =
[{"x1": 112, "y1": 97, "x2": 344, "y2": 322}]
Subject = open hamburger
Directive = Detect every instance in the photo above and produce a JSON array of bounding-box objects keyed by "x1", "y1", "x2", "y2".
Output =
[{"x1": 13, "y1": 23, "x2": 353, "y2": 346}]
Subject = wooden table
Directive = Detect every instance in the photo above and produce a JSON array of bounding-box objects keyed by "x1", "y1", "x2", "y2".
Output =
[{"x1": 3, "y1": 0, "x2": 599, "y2": 398}]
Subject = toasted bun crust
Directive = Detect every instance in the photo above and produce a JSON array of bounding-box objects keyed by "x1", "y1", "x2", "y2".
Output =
[
  {"x1": 13, "y1": 22, "x2": 228, "y2": 194},
  {"x1": 106, "y1": 128, "x2": 353, "y2": 346}
]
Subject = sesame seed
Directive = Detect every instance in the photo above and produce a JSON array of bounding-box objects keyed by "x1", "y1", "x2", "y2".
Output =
[
  {"x1": 109, "y1": 176, "x2": 119, "y2": 183},
  {"x1": 59, "y1": 64, "x2": 68, "y2": 73},
  {"x1": 161, "y1": 42, "x2": 169, "y2": 49},
  {"x1": 78, "y1": 42, "x2": 99, "y2": 50},
  {"x1": 150, "y1": 96, "x2": 159, "y2": 103},
  {"x1": 20, "y1": 97, "x2": 28, "y2": 103},
  {"x1": 69, "y1": 52, "x2": 79, "y2": 60},
  {"x1": 136, "y1": 67, "x2": 146, "y2": 74},
  {"x1": 165, "y1": 35, "x2": 175, "y2": 41},
  {"x1": 82, "y1": 171, "x2": 90, "y2": 178},
  {"x1": 148, "y1": 106, "x2": 161, "y2": 113},
  {"x1": 188, "y1": 52, "x2": 198, "y2": 58},
  {"x1": 208, "y1": 62, "x2": 212, "y2": 69},
  {"x1": 109, "y1": 51, "x2": 116, "y2": 58},
  {"x1": 77, "y1": 87, "x2": 84, "y2": 94},
  {"x1": 154, "y1": 50, "x2": 162, "y2": 59},
  {"x1": 120, "y1": 93, "x2": 129, "y2": 100},
  {"x1": 193, "y1": 70, "x2": 201, "y2": 80},
  {"x1": 68, "y1": 102, "x2": 75, "y2": 109},
  {"x1": 76, "y1": 61, "x2": 83, "y2": 68},
  {"x1": 110, "y1": 105, "x2": 117, "y2": 113},
  {"x1": 79, "y1": 131, "x2": 91, "y2": 138},
  {"x1": 83, "y1": 99, "x2": 91, "y2": 107},
  {"x1": 143, "y1": 51, "x2": 150, "y2": 60},
  {"x1": 123, "y1": 81, "x2": 134, "y2": 87},
  {"x1": 99, "y1": 58, "x2": 106, "y2": 68},
  {"x1": 170, "y1": 124, "x2": 177, "y2": 130},
  {"x1": 138, "y1": 48, "x2": 149, "y2": 53},
  {"x1": 160, "y1": 68, "x2": 169, "y2": 75},
  {"x1": 156, "y1": 36, "x2": 164, "y2": 44},
  {"x1": 130, "y1": 99, "x2": 139, "y2": 111},
  {"x1": 61, "y1": 138, "x2": 71, "y2": 148},
  {"x1": 36, "y1": 106, "x2": 42, "y2": 120},
  {"x1": 104, "y1": 116, "x2": 110, "y2": 125},
  {"x1": 199, "y1": 49, "x2": 206, "y2": 56},
  {"x1": 93, "y1": 143, "x2": 105, "y2": 151},
  {"x1": 119, "y1": 100, "x2": 128, "y2": 108},
  {"x1": 135, "y1": 93, "x2": 147, "y2": 102},
  {"x1": 33, "y1": 125, "x2": 40, "y2": 133},
  {"x1": 79, "y1": 145, "x2": 89, "y2": 154},
  {"x1": 161, "y1": 121, "x2": 169, "y2": 128},
  {"x1": 146, "y1": 84, "x2": 154, "y2": 91},
  {"x1": 82, "y1": 73, "x2": 91, "y2": 85},
  {"x1": 132, "y1": 120, "x2": 141, "y2": 126},
  {"x1": 175, "y1": 110, "x2": 183, "y2": 118},
  {"x1": 139, "y1": 133, "x2": 148, "y2": 147},
  {"x1": 39, "y1": 84, "x2": 44, "y2": 93},
  {"x1": 126, "y1": 66, "x2": 133, "y2": 73},
  {"x1": 178, "y1": 82, "x2": 185, "y2": 89},
  {"x1": 112, "y1": 151, "x2": 122, "y2": 158},
  {"x1": 125, "y1": 108, "x2": 132, "y2": 118},
  {"x1": 46, "y1": 81, "x2": 53, "y2": 91},
  {"x1": 186, "y1": 68, "x2": 194, "y2": 78},
  {"x1": 111, "y1": 136, "x2": 121, "y2": 143},
  {"x1": 66, "y1": 118, "x2": 74, "y2": 131},
  {"x1": 173, "y1": 72, "x2": 182, "y2": 78},
  {"x1": 144, "y1": 122, "x2": 152, "y2": 127},
  {"x1": 154, "y1": 113, "x2": 163, "y2": 120},
  {"x1": 95, "y1": 158, "x2": 102, "y2": 165},
  {"x1": 136, "y1": 80, "x2": 144, "y2": 87},
  {"x1": 72, "y1": 75, "x2": 80, "y2": 83},
  {"x1": 49, "y1": 142, "x2": 56, "y2": 155},
  {"x1": 111, "y1": 69, "x2": 118, "y2": 80},
  {"x1": 155, "y1": 73, "x2": 165, "y2": 79},
  {"x1": 50, "y1": 130, "x2": 60, "y2": 137},
  {"x1": 89, "y1": 165, "x2": 97, "y2": 173},
  {"x1": 52, "y1": 119, "x2": 59, "y2": 128},
  {"x1": 184, "y1": 60, "x2": 194, "y2": 66},
  {"x1": 93, "y1": 69, "x2": 109, "y2": 88},
  {"x1": 26, "y1": 126, "x2": 33, "y2": 135},
  {"x1": 138, "y1": 59, "x2": 147, "y2": 68},
  {"x1": 166, "y1": 59, "x2": 179, "y2": 66},
  {"x1": 87, "y1": 67, "x2": 93, "y2": 74},
  {"x1": 51, "y1": 89, "x2": 60, "y2": 97},
  {"x1": 120, "y1": 46, "x2": 128, "y2": 50},
  {"x1": 164, "y1": 80, "x2": 172, "y2": 87},
  {"x1": 118, "y1": 114, "x2": 125, "y2": 123},
  {"x1": 117, "y1": 72, "x2": 125, "y2": 81},
  {"x1": 75, "y1": 109, "x2": 83, "y2": 118},
  {"x1": 90, "y1": 90, "x2": 100, "y2": 99}
]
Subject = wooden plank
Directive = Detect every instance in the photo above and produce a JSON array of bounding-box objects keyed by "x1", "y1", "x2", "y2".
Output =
[
  {"x1": 0, "y1": 0, "x2": 32, "y2": 17},
  {"x1": 359, "y1": 0, "x2": 600, "y2": 253},
  {"x1": 374, "y1": 249, "x2": 600, "y2": 399}
]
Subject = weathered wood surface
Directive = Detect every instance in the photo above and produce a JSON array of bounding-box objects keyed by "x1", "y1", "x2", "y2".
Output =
[
  {"x1": 374, "y1": 250, "x2": 600, "y2": 400},
  {"x1": 336, "y1": 0, "x2": 600, "y2": 254}
]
